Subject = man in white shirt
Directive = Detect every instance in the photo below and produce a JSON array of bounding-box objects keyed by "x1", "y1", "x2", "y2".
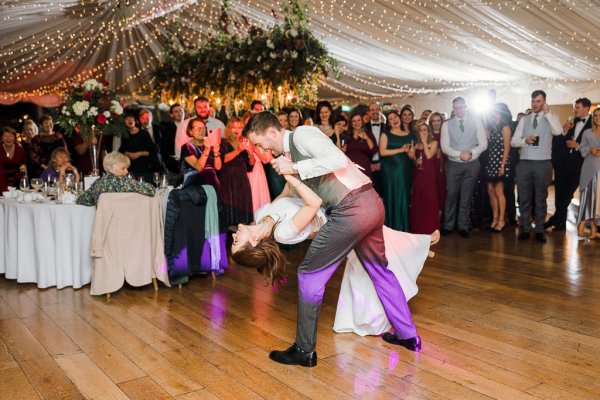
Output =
[
  {"x1": 511, "y1": 90, "x2": 563, "y2": 243},
  {"x1": 175, "y1": 97, "x2": 225, "y2": 159},
  {"x1": 440, "y1": 96, "x2": 488, "y2": 238},
  {"x1": 160, "y1": 103, "x2": 185, "y2": 173},
  {"x1": 547, "y1": 97, "x2": 592, "y2": 232},
  {"x1": 243, "y1": 112, "x2": 420, "y2": 367}
]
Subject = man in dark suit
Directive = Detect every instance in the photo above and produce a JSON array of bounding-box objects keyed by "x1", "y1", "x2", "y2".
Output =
[
  {"x1": 546, "y1": 97, "x2": 592, "y2": 231},
  {"x1": 365, "y1": 102, "x2": 385, "y2": 197},
  {"x1": 159, "y1": 103, "x2": 185, "y2": 174}
]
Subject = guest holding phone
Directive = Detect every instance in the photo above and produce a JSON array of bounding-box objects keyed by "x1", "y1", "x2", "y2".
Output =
[{"x1": 181, "y1": 117, "x2": 222, "y2": 188}]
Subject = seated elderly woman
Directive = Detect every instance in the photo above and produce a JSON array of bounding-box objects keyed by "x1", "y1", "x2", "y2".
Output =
[
  {"x1": 76, "y1": 151, "x2": 155, "y2": 206},
  {"x1": 40, "y1": 148, "x2": 80, "y2": 185}
]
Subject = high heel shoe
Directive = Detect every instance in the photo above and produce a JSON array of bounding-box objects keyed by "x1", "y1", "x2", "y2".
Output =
[
  {"x1": 489, "y1": 218, "x2": 498, "y2": 231},
  {"x1": 493, "y1": 220, "x2": 505, "y2": 232}
]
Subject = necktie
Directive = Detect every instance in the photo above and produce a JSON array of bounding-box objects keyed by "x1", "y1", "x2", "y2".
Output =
[
  {"x1": 459, "y1": 120, "x2": 464, "y2": 132},
  {"x1": 532, "y1": 114, "x2": 538, "y2": 129}
]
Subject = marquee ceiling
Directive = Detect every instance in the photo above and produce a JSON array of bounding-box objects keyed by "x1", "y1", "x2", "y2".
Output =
[{"x1": 1, "y1": 0, "x2": 599, "y2": 105}]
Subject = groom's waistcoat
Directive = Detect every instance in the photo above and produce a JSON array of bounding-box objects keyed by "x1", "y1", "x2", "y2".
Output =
[{"x1": 288, "y1": 131, "x2": 352, "y2": 207}]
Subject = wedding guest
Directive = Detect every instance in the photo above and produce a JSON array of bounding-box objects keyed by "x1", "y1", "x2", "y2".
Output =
[
  {"x1": 484, "y1": 103, "x2": 512, "y2": 232},
  {"x1": 408, "y1": 123, "x2": 440, "y2": 234},
  {"x1": 380, "y1": 107, "x2": 414, "y2": 231},
  {"x1": 29, "y1": 114, "x2": 66, "y2": 177},
  {"x1": 343, "y1": 113, "x2": 377, "y2": 180},
  {"x1": 219, "y1": 117, "x2": 254, "y2": 227},
  {"x1": 181, "y1": 117, "x2": 222, "y2": 188},
  {"x1": 362, "y1": 109, "x2": 371, "y2": 124},
  {"x1": 160, "y1": 103, "x2": 186, "y2": 174},
  {"x1": 40, "y1": 148, "x2": 80, "y2": 186},
  {"x1": 314, "y1": 100, "x2": 335, "y2": 137},
  {"x1": 511, "y1": 90, "x2": 562, "y2": 243},
  {"x1": 138, "y1": 108, "x2": 161, "y2": 144},
  {"x1": 175, "y1": 97, "x2": 226, "y2": 159},
  {"x1": 76, "y1": 151, "x2": 155, "y2": 206},
  {"x1": 366, "y1": 102, "x2": 385, "y2": 196},
  {"x1": 418, "y1": 109, "x2": 432, "y2": 124},
  {"x1": 276, "y1": 112, "x2": 289, "y2": 130},
  {"x1": 548, "y1": 97, "x2": 592, "y2": 232},
  {"x1": 429, "y1": 112, "x2": 446, "y2": 216},
  {"x1": 287, "y1": 108, "x2": 304, "y2": 130},
  {"x1": 440, "y1": 97, "x2": 487, "y2": 238},
  {"x1": 575, "y1": 108, "x2": 600, "y2": 238},
  {"x1": 333, "y1": 114, "x2": 348, "y2": 149},
  {"x1": 119, "y1": 111, "x2": 162, "y2": 182},
  {"x1": 251, "y1": 100, "x2": 265, "y2": 113},
  {"x1": 1, "y1": 127, "x2": 27, "y2": 187}
]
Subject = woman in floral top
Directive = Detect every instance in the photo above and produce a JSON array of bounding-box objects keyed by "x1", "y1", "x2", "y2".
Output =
[{"x1": 77, "y1": 151, "x2": 155, "y2": 206}]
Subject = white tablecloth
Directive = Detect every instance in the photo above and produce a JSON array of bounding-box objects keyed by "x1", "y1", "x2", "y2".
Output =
[{"x1": 0, "y1": 199, "x2": 96, "y2": 289}]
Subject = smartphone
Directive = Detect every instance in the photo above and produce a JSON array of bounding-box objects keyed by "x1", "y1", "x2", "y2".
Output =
[{"x1": 209, "y1": 128, "x2": 222, "y2": 144}]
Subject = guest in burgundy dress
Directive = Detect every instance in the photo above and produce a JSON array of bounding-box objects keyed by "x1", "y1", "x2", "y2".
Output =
[
  {"x1": 409, "y1": 123, "x2": 440, "y2": 234},
  {"x1": 342, "y1": 113, "x2": 378, "y2": 181},
  {"x1": 429, "y1": 112, "x2": 446, "y2": 217},
  {"x1": 1, "y1": 127, "x2": 26, "y2": 187}
]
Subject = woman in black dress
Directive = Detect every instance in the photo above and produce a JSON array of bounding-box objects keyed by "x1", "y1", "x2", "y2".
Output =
[
  {"x1": 119, "y1": 111, "x2": 162, "y2": 182},
  {"x1": 484, "y1": 103, "x2": 512, "y2": 232}
]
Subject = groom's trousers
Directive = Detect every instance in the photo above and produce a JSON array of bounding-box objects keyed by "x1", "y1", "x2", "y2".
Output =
[{"x1": 296, "y1": 184, "x2": 417, "y2": 352}]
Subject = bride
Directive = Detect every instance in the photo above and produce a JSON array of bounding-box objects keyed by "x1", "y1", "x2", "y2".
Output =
[{"x1": 231, "y1": 172, "x2": 438, "y2": 336}]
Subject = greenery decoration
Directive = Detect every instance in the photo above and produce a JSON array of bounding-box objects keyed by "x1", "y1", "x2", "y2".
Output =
[{"x1": 154, "y1": 0, "x2": 337, "y2": 112}]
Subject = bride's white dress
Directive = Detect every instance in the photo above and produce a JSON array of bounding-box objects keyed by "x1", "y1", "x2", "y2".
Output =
[{"x1": 255, "y1": 197, "x2": 430, "y2": 336}]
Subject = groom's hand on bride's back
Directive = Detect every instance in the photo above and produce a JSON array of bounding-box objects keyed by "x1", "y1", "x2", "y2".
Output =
[{"x1": 271, "y1": 156, "x2": 295, "y2": 175}]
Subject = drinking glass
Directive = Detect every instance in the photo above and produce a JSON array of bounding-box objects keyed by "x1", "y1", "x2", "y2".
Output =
[
  {"x1": 30, "y1": 178, "x2": 42, "y2": 192},
  {"x1": 416, "y1": 152, "x2": 424, "y2": 170},
  {"x1": 74, "y1": 181, "x2": 83, "y2": 194},
  {"x1": 160, "y1": 174, "x2": 168, "y2": 189},
  {"x1": 153, "y1": 172, "x2": 161, "y2": 187},
  {"x1": 20, "y1": 177, "x2": 29, "y2": 191},
  {"x1": 138, "y1": 177, "x2": 145, "y2": 184}
]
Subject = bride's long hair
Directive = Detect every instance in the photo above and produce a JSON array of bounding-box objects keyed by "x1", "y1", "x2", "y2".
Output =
[{"x1": 231, "y1": 228, "x2": 288, "y2": 287}]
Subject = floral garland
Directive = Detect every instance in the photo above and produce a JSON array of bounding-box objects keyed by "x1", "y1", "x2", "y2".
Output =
[
  {"x1": 154, "y1": 0, "x2": 337, "y2": 112},
  {"x1": 56, "y1": 78, "x2": 125, "y2": 137}
]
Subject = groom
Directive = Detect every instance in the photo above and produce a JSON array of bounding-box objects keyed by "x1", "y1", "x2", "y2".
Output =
[{"x1": 243, "y1": 112, "x2": 420, "y2": 367}]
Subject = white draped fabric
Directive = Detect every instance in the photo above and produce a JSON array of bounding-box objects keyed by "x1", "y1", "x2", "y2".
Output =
[
  {"x1": 0, "y1": 199, "x2": 95, "y2": 289},
  {"x1": 1, "y1": 1, "x2": 599, "y2": 102}
]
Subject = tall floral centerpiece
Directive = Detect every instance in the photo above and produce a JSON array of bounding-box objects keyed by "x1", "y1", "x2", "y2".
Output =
[
  {"x1": 56, "y1": 79, "x2": 124, "y2": 175},
  {"x1": 154, "y1": 0, "x2": 337, "y2": 113}
]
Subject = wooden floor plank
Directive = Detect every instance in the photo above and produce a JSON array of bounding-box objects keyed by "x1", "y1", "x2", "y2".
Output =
[
  {"x1": 0, "y1": 318, "x2": 49, "y2": 362},
  {"x1": 56, "y1": 353, "x2": 129, "y2": 400},
  {"x1": 21, "y1": 316, "x2": 81, "y2": 358},
  {"x1": 117, "y1": 376, "x2": 173, "y2": 400},
  {"x1": 19, "y1": 356, "x2": 84, "y2": 400},
  {"x1": 0, "y1": 366, "x2": 41, "y2": 400},
  {"x1": 42, "y1": 302, "x2": 146, "y2": 384}
]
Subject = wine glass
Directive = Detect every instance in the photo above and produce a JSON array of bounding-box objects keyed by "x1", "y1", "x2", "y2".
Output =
[
  {"x1": 19, "y1": 177, "x2": 29, "y2": 191},
  {"x1": 138, "y1": 176, "x2": 145, "y2": 184},
  {"x1": 416, "y1": 151, "x2": 424, "y2": 170},
  {"x1": 160, "y1": 174, "x2": 168, "y2": 189},
  {"x1": 152, "y1": 172, "x2": 161, "y2": 188},
  {"x1": 30, "y1": 178, "x2": 42, "y2": 192}
]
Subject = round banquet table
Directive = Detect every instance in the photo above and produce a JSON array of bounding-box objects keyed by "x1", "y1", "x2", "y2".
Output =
[{"x1": 0, "y1": 198, "x2": 96, "y2": 289}]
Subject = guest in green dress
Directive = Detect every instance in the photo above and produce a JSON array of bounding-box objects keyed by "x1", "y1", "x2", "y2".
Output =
[
  {"x1": 380, "y1": 106, "x2": 415, "y2": 231},
  {"x1": 77, "y1": 151, "x2": 155, "y2": 206}
]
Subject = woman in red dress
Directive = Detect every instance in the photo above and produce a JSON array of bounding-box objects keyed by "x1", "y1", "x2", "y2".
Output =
[{"x1": 409, "y1": 123, "x2": 440, "y2": 234}]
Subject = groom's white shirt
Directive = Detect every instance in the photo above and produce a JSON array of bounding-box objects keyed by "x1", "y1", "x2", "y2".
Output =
[{"x1": 284, "y1": 126, "x2": 370, "y2": 191}]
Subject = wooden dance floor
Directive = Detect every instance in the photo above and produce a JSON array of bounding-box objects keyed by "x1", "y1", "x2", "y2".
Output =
[{"x1": 1, "y1": 225, "x2": 600, "y2": 399}]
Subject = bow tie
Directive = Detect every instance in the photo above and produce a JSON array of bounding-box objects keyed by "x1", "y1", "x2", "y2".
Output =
[
  {"x1": 371, "y1": 123, "x2": 380, "y2": 127},
  {"x1": 574, "y1": 117, "x2": 585, "y2": 124}
]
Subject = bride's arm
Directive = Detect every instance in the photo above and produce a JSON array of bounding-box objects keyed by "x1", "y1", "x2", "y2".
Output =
[{"x1": 283, "y1": 174, "x2": 322, "y2": 232}]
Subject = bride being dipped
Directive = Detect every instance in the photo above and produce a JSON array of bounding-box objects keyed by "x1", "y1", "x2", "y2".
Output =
[{"x1": 231, "y1": 172, "x2": 438, "y2": 337}]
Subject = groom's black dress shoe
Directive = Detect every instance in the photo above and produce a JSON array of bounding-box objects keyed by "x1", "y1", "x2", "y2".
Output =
[
  {"x1": 269, "y1": 344, "x2": 317, "y2": 367},
  {"x1": 382, "y1": 333, "x2": 422, "y2": 352}
]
